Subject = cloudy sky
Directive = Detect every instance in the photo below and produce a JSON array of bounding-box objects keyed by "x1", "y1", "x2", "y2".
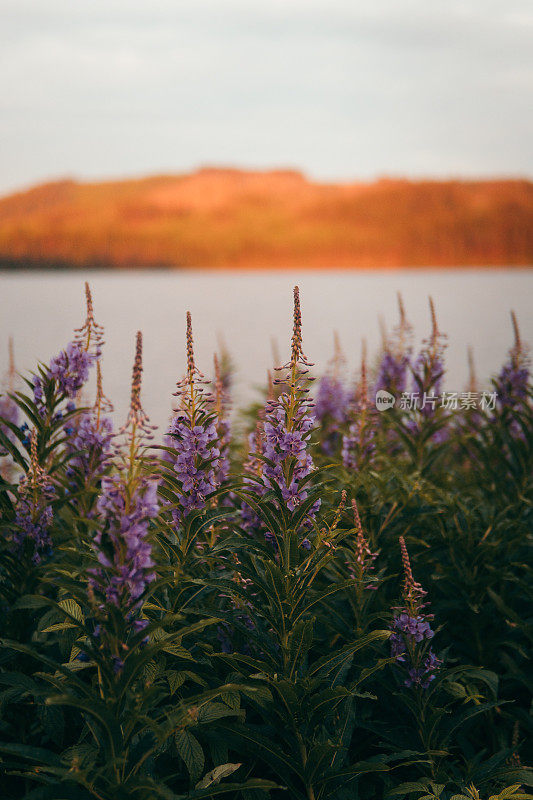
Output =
[{"x1": 1, "y1": 0, "x2": 532, "y2": 194}]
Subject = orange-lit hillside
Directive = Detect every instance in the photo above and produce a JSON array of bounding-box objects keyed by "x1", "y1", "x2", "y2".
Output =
[{"x1": 0, "y1": 168, "x2": 532, "y2": 268}]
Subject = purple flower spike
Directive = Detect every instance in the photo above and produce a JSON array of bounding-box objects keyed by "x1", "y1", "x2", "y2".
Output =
[
  {"x1": 166, "y1": 313, "x2": 222, "y2": 523},
  {"x1": 90, "y1": 474, "x2": 159, "y2": 608},
  {"x1": 389, "y1": 536, "x2": 441, "y2": 690},
  {"x1": 48, "y1": 341, "x2": 96, "y2": 399},
  {"x1": 342, "y1": 347, "x2": 376, "y2": 471},
  {"x1": 493, "y1": 312, "x2": 530, "y2": 432},
  {"x1": 260, "y1": 288, "x2": 319, "y2": 526},
  {"x1": 12, "y1": 432, "x2": 55, "y2": 564}
]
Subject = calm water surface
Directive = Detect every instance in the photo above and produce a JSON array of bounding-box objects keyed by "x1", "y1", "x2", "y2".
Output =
[{"x1": 1, "y1": 269, "x2": 531, "y2": 428}]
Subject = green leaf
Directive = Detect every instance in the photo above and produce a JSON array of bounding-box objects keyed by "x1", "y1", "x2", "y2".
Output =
[
  {"x1": 195, "y1": 762, "x2": 242, "y2": 789},
  {"x1": 175, "y1": 729, "x2": 204, "y2": 782}
]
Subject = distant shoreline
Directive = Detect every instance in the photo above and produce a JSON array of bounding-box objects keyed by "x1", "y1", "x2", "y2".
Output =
[
  {"x1": 1, "y1": 262, "x2": 532, "y2": 273},
  {"x1": 1, "y1": 169, "x2": 532, "y2": 269}
]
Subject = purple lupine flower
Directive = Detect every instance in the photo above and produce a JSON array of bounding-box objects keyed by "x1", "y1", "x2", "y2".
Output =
[
  {"x1": 342, "y1": 349, "x2": 376, "y2": 470},
  {"x1": 374, "y1": 294, "x2": 412, "y2": 397},
  {"x1": 89, "y1": 332, "x2": 158, "y2": 610},
  {"x1": 404, "y1": 298, "x2": 449, "y2": 444},
  {"x1": 375, "y1": 351, "x2": 411, "y2": 397},
  {"x1": 494, "y1": 312, "x2": 530, "y2": 419},
  {"x1": 315, "y1": 375, "x2": 348, "y2": 424},
  {"x1": 67, "y1": 411, "x2": 113, "y2": 476},
  {"x1": 390, "y1": 536, "x2": 441, "y2": 689},
  {"x1": 48, "y1": 341, "x2": 96, "y2": 399},
  {"x1": 315, "y1": 368, "x2": 350, "y2": 456},
  {"x1": 260, "y1": 288, "x2": 319, "y2": 522},
  {"x1": 167, "y1": 414, "x2": 220, "y2": 517},
  {"x1": 410, "y1": 298, "x2": 447, "y2": 405},
  {"x1": 33, "y1": 285, "x2": 104, "y2": 413},
  {"x1": 90, "y1": 474, "x2": 159, "y2": 607},
  {"x1": 165, "y1": 313, "x2": 221, "y2": 523},
  {"x1": 65, "y1": 362, "x2": 114, "y2": 514},
  {"x1": 213, "y1": 353, "x2": 231, "y2": 486},
  {"x1": 12, "y1": 432, "x2": 55, "y2": 565}
]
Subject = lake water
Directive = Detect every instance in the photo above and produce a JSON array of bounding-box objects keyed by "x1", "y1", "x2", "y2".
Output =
[{"x1": 0, "y1": 269, "x2": 531, "y2": 429}]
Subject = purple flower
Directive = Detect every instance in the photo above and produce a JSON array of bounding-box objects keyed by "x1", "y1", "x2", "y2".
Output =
[
  {"x1": 12, "y1": 433, "x2": 55, "y2": 564},
  {"x1": 90, "y1": 475, "x2": 159, "y2": 609},
  {"x1": 410, "y1": 299, "x2": 447, "y2": 403},
  {"x1": 315, "y1": 374, "x2": 349, "y2": 424},
  {"x1": 390, "y1": 537, "x2": 441, "y2": 690},
  {"x1": 342, "y1": 350, "x2": 376, "y2": 471},
  {"x1": 241, "y1": 288, "x2": 319, "y2": 544},
  {"x1": 13, "y1": 495, "x2": 54, "y2": 565},
  {"x1": 165, "y1": 313, "x2": 222, "y2": 523},
  {"x1": 66, "y1": 411, "x2": 113, "y2": 482},
  {"x1": 48, "y1": 341, "x2": 96, "y2": 399},
  {"x1": 314, "y1": 373, "x2": 349, "y2": 456},
  {"x1": 262, "y1": 396, "x2": 318, "y2": 516},
  {"x1": 375, "y1": 350, "x2": 410, "y2": 396},
  {"x1": 342, "y1": 417, "x2": 375, "y2": 470},
  {"x1": 167, "y1": 414, "x2": 220, "y2": 520},
  {"x1": 494, "y1": 313, "x2": 530, "y2": 419}
]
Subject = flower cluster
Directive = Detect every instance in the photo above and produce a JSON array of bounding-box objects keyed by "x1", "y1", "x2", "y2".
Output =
[
  {"x1": 167, "y1": 414, "x2": 220, "y2": 516},
  {"x1": 66, "y1": 363, "x2": 114, "y2": 487},
  {"x1": 46, "y1": 341, "x2": 96, "y2": 400},
  {"x1": 213, "y1": 353, "x2": 231, "y2": 486},
  {"x1": 13, "y1": 432, "x2": 55, "y2": 565},
  {"x1": 90, "y1": 332, "x2": 158, "y2": 610},
  {"x1": 410, "y1": 297, "x2": 447, "y2": 405},
  {"x1": 90, "y1": 475, "x2": 158, "y2": 607},
  {"x1": 375, "y1": 295, "x2": 412, "y2": 397},
  {"x1": 166, "y1": 313, "x2": 221, "y2": 522},
  {"x1": 260, "y1": 287, "x2": 319, "y2": 521},
  {"x1": 390, "y1": 536, "x2": 441, "y2": 689},
  {"x1": 315, "y1": 335, "x2": 350, "y2": 456},
  {"x1": 342, "y1": 347, "x2": 376, "y2": 470},
  {"x1": 67, "y1": 412, "x2": 114, "y2": 478},
  {"x1": 495, "y1": 312, "x2": 530, "y2": 414}
]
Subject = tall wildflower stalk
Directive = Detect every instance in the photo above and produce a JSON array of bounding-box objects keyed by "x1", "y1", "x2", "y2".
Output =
[
  {"x1": 411, "y1": 297, "x2": 447, "y2": 404},
  {"x1": 89, "y1": 332, "x2": 159, "y2": 658},
  {"x1": 402, "y1": 298, "x2": 449, "y2": 455},
  {"x1": 13, "y1": 431, "x2": 55, "y2": 565},
  {"x1": 375, "y1": 292, "x2": 412, "y2": 397},
  {"x1": 65, "y1": 286, "x2": 113, "y2": 510},
  {"x1": 165, "y1": 313, "x2": 220, "y2": 523},
  {"x1": 345, "y1": 499, "x2": 378, "y2": 632},
  {"x1": 342, "y1": 342, "x2": 376, "y2": 471},
  {"x1": 315, "y1": 332, "x2": 349, "y2": 455},
  {"x1": 213, "y1": 352, "x2": 231, "y2": 486},
  {"x1": 390, "y1": 536, "x2": 440, "y2": 688},
  {"x1": 261, "y1": 286, "x2": 318, "y2": 524},
  {"x1": 494, "y1": 311, "x2": 530, "y2": 418}
]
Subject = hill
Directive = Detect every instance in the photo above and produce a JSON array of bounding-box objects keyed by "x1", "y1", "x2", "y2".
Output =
[{"x1": 0, "y1": 168, "x2": 532, "y2": 268}]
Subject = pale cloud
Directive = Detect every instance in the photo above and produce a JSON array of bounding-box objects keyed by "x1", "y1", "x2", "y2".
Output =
[{"x1": 0, "y1": 0, "x2": 531, "y2": 194}]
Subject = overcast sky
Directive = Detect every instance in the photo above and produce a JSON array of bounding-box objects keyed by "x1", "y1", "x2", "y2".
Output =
[{"x1": 1, "y1": 0, "x2": 532, "y2": 195}]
